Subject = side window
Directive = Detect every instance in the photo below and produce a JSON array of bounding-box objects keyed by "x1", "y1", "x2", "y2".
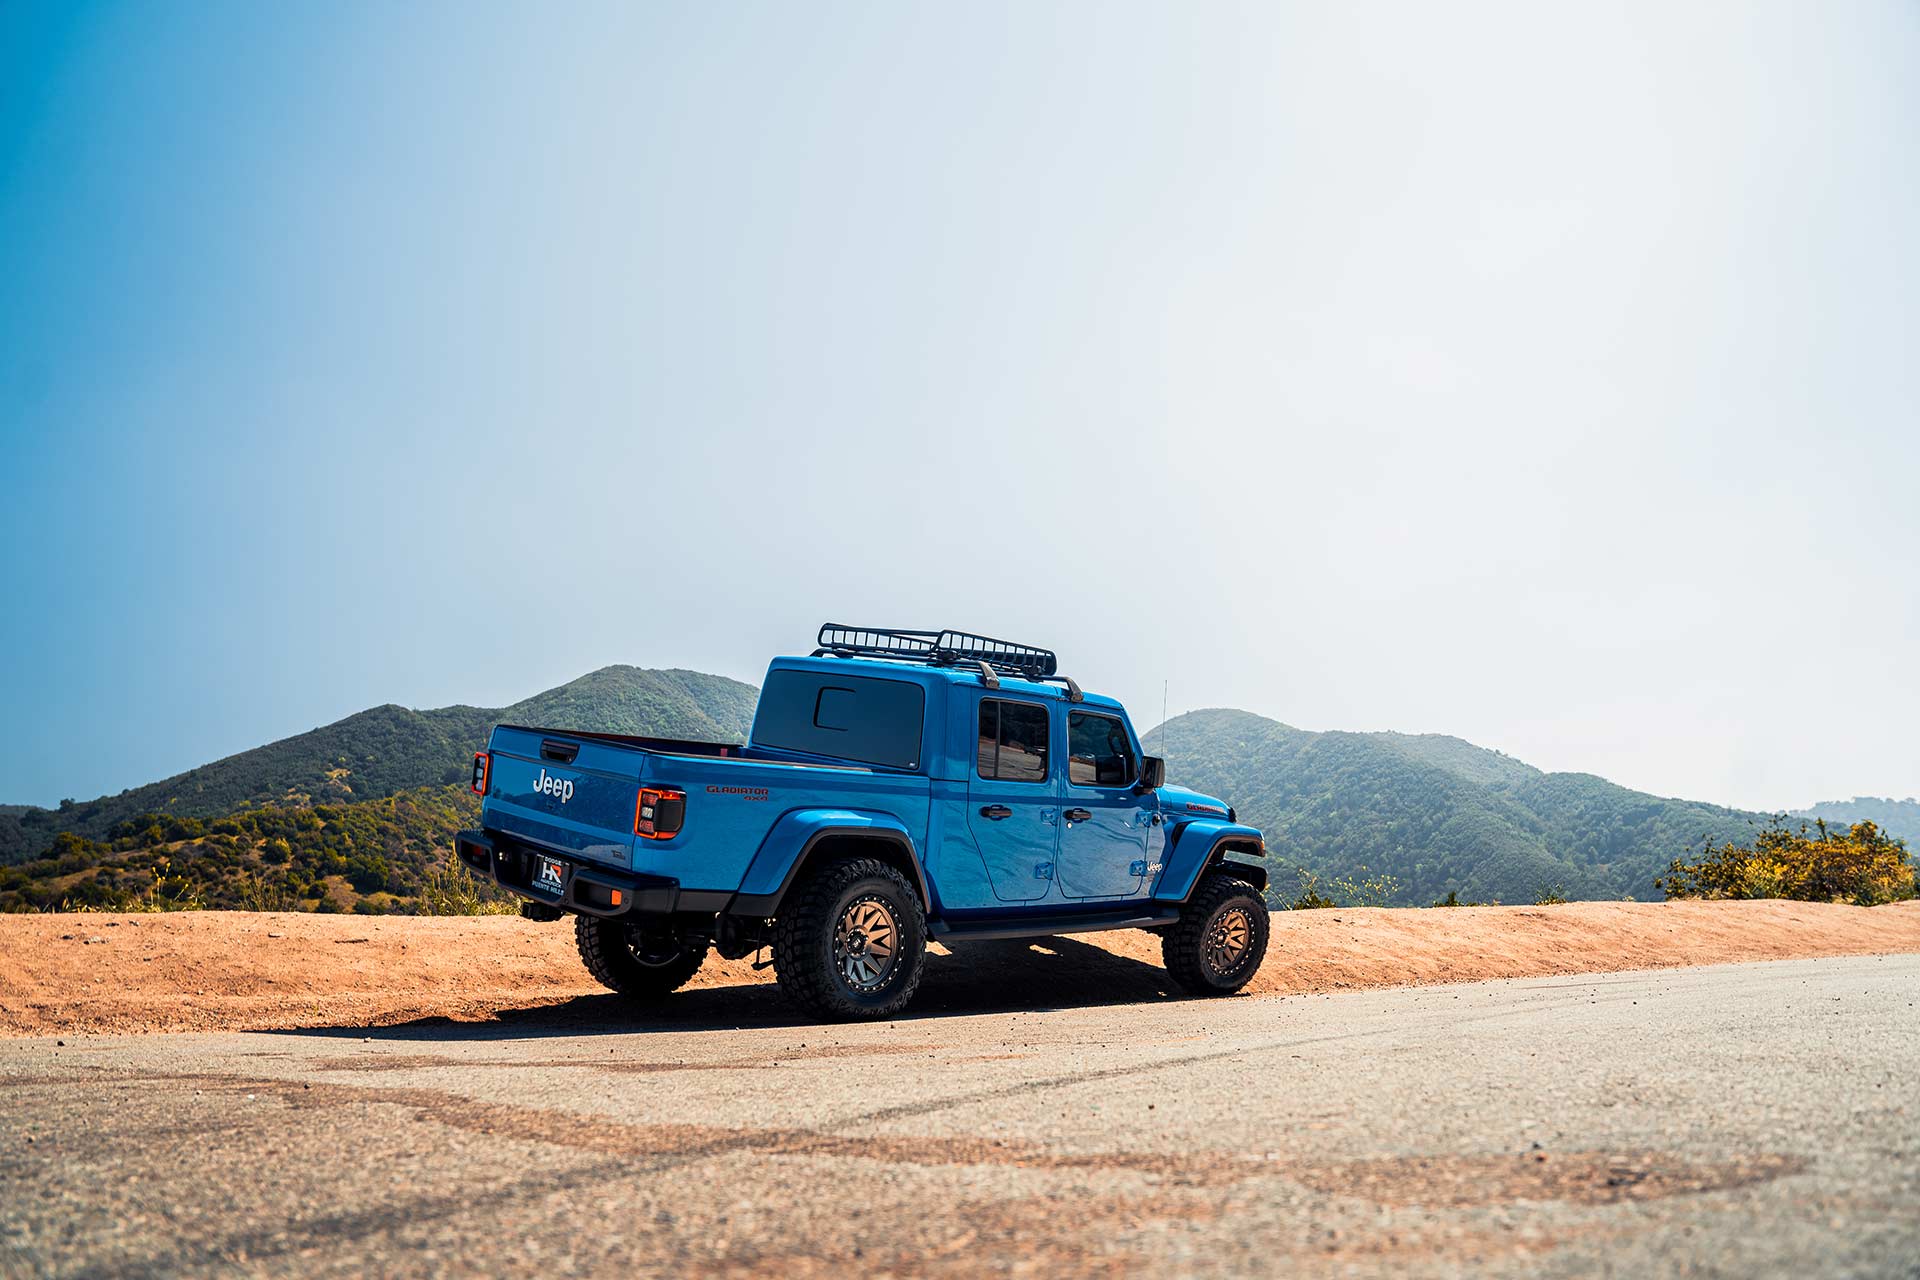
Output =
[
  {"x1": 977, "y1": 699, "x2": 1050, "y2": 783},
  {"x1": 1068, "y1": 712, "x2": 1137, "y2": 787}
]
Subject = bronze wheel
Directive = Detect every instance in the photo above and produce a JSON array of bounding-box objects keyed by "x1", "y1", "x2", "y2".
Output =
[{"x1": 1204, "y1": 904, "x2": 1257, "y2": 979}]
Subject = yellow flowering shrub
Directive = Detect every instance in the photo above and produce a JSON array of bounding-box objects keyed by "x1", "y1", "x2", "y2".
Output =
[{"x1": 1658, "y1": 819, "x2": 1915, "y2": 906}]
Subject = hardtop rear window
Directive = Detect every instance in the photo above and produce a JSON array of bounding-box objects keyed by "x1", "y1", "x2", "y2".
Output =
[{"x1": 752, "y1": 669, "x2": 925, "y2": 769}]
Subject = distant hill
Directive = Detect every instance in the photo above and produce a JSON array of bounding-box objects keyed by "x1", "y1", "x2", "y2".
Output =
[
  {"x1": 1794, "y1": 797, "x2": 1920, "y2": 846},
  {"x1": 0, "y1": 785, "x2": 491, "y2": 915},
  {"x1": 0, "y1": 667, "x2": 757, "y2": 866},
  {"x1": 6, "y1": 671, "x2": 1891, "y2": 913},
  {"x1": 1144, "y1": 708, "x2": 1766, "y2": 906}
]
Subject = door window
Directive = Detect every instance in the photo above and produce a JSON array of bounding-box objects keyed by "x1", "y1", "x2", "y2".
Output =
[
  {"x1": 1067, "y1": 712, "x2": 1137, "y2": 787},
  {"x1": 977, "y1": 699, "x2": 1050, "y2": 782}
]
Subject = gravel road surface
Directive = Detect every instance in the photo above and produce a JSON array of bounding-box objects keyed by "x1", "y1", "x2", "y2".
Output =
[{"x1": 2, "y1": 954, "x2": 1915, "y2": 1278}]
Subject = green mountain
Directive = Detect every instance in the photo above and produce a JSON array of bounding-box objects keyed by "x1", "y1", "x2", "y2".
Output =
[
  {"x1": 1795, "y1": 797, "x2": 1920, "y2": 845},
  {"x1": 1143, "y1": 708, "x2": 1766, "y2": 906},
  {"x1": 0, "y1": 667, "x2": 757, "y2": 866},
  {"x1": 0, "y1": 785, "x2": 494, "y2": 915},
  {"x1": 4, "y1": 671, "x2": 1878, "y2": 914}
]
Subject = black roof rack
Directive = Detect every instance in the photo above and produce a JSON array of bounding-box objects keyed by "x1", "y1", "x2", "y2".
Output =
[{"x1": 813, "y1": 624, "x2": 1082, "y2": 700}]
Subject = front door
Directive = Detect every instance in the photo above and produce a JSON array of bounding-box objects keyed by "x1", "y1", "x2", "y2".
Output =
[
  {"x1": 1056, "y1": 709, "x2": 1151, "y2": 898},
  {"x1": 966, "y1": 696, "x2": 1057, "y2": 902}
]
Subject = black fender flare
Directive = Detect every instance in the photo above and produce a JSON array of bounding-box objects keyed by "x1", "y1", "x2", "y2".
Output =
[
  {"x1": 1184, "y1": 836, "x2": 1268, "y2": 900},
  {"x1": 726, "y1": 827, "x2": 931, "y2": 918}
]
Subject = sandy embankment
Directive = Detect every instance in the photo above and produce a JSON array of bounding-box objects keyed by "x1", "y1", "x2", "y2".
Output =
[{"x1": 2, "y1": 898, "x2": 1916, "y2": 1037}]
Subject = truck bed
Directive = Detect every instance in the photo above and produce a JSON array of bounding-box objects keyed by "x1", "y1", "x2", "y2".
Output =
[
  {"x1": 493, "y1": 723, "x2": 751, "y2": 760},
  {"x1": 480, "y1": 724, "x2": 925, "y2": 894}
]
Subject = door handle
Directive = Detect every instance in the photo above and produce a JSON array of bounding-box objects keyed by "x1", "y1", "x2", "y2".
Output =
[
  {"x1": 979, "y1": 805, "x2": 1012, "y2": 820},
  {"x1": 1063, "y1": 808, "x2": 1093, "y2": 823}
]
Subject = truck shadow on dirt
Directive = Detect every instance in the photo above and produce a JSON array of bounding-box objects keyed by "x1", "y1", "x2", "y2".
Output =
[{"x1": 282, "y1": 935, "x2": 1201, "y2": 1042}]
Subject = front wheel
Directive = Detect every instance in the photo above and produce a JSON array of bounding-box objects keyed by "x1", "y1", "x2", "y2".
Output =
[
  {"x1": 1162, "y1": 874, "x2": 1269, "y2": 996},
  {"x1": 575, "y1": 915, "x2": 709, "y2": 999},
  {"x1": 771, "y1": 857, "x2": 928, "y2": 1021}
]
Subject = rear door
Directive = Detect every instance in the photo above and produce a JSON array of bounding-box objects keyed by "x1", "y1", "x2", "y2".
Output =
[
  {"x1": 965, "y1": 696, "x2": 1056, "y2": 902},
  {"x1": 1055, "y1": 709, "x2": 1151, "y2": 898}
]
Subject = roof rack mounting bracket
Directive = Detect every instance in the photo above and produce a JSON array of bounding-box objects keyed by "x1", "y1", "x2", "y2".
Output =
[
  {"x1": 973, "y1": 660, "x2": 1000, "y2": 690},
  {"x1": 1060, "y1": 675, "x2": 1083, "y2": 703}
]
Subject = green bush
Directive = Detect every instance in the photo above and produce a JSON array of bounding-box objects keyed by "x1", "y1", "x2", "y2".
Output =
[
  {"x1": 417, "y1": 859, "x2": 518, "y2": 916},
  {"x1": 1280, "y1": 865, "x2": 1401, "y2": 909},
  {"x1": 1659, "y1": 818, "x2": 1915, "y2": 906}
]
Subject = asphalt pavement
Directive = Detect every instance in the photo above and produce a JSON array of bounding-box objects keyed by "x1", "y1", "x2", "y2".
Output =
[{"x1": 2, "y1": 954, "x2": 1916, "y2": 1278}]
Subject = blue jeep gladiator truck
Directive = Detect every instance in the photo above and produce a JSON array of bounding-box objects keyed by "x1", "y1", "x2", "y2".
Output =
[{"x1": 456, "y1": 625, "x2": 1270, "y2": 1020}]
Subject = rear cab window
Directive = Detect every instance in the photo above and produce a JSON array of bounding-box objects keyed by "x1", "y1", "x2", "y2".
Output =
[
  {"x1": 753, "y1": 670, "x2": 926, "y2": 768},
  {"x1": 1067, "y1": 711, "x2": 1137, "y2": 787},
  {"x1": 977, "y1": 698, "x2": 1050, "y2": 783}
]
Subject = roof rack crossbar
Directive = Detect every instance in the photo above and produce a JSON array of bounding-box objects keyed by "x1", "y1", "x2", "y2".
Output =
[{"x1": 815, "y1": 623, "x2": 1059, "y2": 681}]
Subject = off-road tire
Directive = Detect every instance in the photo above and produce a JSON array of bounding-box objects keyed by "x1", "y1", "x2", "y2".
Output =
[
  {"x1": 771, "y1": 857, "x2": 928, "y2": 1021},
  {"x1": 1163, "y1": 873, "x2": 1269, "y2": 996},
  {"x1": 574, "y1": 914, "x2": 709, "y2": 999}
]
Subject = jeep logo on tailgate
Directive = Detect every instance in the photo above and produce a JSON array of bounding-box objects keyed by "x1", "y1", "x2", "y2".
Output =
[{"x1": 532, "y1": 768, "x2": 575, "y2": 804}]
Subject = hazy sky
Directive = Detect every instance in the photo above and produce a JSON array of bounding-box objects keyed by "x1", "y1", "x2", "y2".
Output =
[{"x1": 3, "y1": 1, "x2": 1916, "y2": 812}]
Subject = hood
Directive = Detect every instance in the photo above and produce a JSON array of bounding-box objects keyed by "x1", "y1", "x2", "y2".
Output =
[{"x1": 1157, "y1": 784, "x2": 1235, "y2": 822}]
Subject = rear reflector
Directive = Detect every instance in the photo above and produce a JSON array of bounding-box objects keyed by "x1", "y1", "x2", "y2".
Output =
[
  {"x1": 635, "y1": 787, "x2": 686, "y2": 839},
  {"x1": 470, "y1": 751, "x2": 491, "y2": 796}
]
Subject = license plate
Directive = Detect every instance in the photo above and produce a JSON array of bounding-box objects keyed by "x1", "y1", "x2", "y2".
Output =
[{"x1": 530, "y1": 854, "x2": 567, "y2": 896}]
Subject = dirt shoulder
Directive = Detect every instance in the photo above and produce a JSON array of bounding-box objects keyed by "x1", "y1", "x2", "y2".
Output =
[{"x1": 3, "y1": 898, "x2": 1916, "y2": 1037}]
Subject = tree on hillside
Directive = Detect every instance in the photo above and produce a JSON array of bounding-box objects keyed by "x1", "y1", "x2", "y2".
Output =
[{"x1": 1657, "y1": 818, "x2": 1916, "y2": 906}]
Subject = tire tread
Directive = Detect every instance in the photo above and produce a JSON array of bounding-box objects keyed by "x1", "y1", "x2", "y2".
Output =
[
  {"x1": 771, "y1": 857, "x2": 927, "y2": 1021},
  {"x1": 574, "y1": 914, "x2": 708, "y2": 999},
  {"x1": 1162, "y1": 873, "x2": 1269, "y2": 996}
]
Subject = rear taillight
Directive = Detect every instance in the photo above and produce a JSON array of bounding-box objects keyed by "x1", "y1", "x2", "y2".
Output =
[
  {"x1": 471, "y1": 751, "x2": 491, "y2": 796},
  {"x1": 634, "y1": 786, "x2": 686, "y2": 839}
]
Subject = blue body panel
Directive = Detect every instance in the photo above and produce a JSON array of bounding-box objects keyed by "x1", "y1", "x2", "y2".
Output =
[
  {"x1": 475, "y1": 653, "x2": 1264, "y2": 922},
  {"x1": 484, "y1": 735, "x2": 641, "y2": 868}
]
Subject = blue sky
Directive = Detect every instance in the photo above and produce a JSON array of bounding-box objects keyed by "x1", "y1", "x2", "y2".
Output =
[{"x1": 2, "y1": 1, "x2": 1916, "y2": 812}]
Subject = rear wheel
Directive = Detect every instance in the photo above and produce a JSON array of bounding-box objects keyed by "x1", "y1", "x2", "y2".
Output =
[
  {"x1": 1163, "y1": 874, "x2": 1269, "y2": 996},
  {"x1": 575, "y1": 915, "x2": 709, "y2": 999},
  {"x1": 772, "y1": 857, "x2": 927, "y2": 1021}
]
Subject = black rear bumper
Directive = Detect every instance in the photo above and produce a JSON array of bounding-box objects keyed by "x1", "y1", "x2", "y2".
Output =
[{"x1": 454, "y1": 830, "x2": 732, "y2": 919}]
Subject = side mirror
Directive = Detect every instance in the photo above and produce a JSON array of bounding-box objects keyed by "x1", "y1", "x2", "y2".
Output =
[{"x1": 1135, "y1": 755, "x2": 1165, "y2": 792}]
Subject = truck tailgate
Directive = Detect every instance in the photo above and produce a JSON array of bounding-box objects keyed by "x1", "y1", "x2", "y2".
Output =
[{"x1": 484, "y1": 728, "x2": 641, "y2": 867}]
